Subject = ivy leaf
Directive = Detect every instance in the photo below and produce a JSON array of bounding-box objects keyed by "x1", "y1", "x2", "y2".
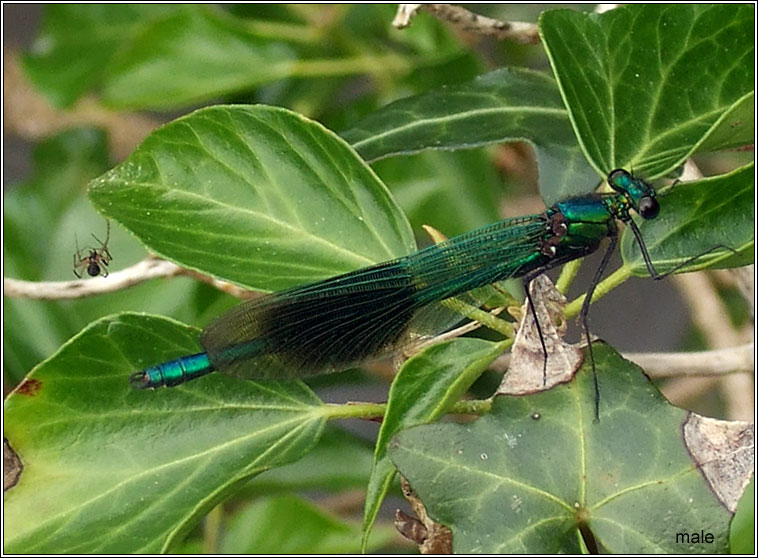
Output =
[
  {"x1": 389, "y1": 344, "x2": 749, "y2": 553},
  {"x1": 362, "y1": 338, "x2": 506, "y2": 550},
  {"x1": 246, "y1": 426, "x2": 375, "y2": 492},
  {"x1": 22, "y1": 4, "x2": 176, "y2": 107},
  {"x1": 342, "y1": 68, "x2": 597, "y2": 205},
  {"x1": 102, "y1": 7, "x2": 297, "y2": 110},
  {"x1": 3, "y1": 313, "x2": 326, "y2": 553},
  {"x1": 541, "y1": 4, "x2": 754, "y2": 176},
  {"x1": 623, "y1": 163, "x2": 754, "y2": 275},
  {"x1": 372, "y1": 150, "x2": 502, "y2": 237},
  {"x1": 88, "y1": 105, "x2": 415, "y2": 292},
  {"x1": 219, "y1": 494, "x2": 396, "y2": 554}
]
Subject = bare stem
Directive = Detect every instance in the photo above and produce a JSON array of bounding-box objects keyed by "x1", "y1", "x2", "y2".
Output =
[
  {"x1": 624, "y1": 344, "x2": 754, "y2": 378},
  {"x1": 669, "y1": 272, "x2": 754, "y2": 420},
  {"x1": 393, "y1": 4, "x2": 540, "y2": 44},
  {"x1": 4, "y1": 256, "x2": 256, "y2": 301},
  {"x1": 490, "y1": 344, "x2": 754, "y2": 379}
]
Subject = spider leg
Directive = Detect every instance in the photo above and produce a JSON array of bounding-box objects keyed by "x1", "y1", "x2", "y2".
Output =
[
  {"x1": 92, "y1": 221, "x2": 111, "y2": 251},
  {"x1": 73, "y1": 248, "x2": 83, "y2": 278}
]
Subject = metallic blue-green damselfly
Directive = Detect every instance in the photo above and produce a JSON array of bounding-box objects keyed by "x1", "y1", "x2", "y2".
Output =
[{"x1": 130, "y1": 170, "x2": 721, "y2": 417}]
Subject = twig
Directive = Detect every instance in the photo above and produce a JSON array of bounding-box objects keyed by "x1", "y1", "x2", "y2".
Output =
[
  {"x1": 490, "y1": 344, "x2": 755, "y2": 378},
  {"x1": 624, "y1": 344, "x2": 754, "y2": 378},
  {"x1": 393, "y1": 4, "x2": 540, "y2": 44},
  {"x1": 713, "y1": 265, "x2": 755, "y2": 322},
  {"x1": 670, "y1": 272, "x2": 753, "y2": 420},
  {"x1": 4, "y1": 257, "x2": 256, "y2": 301},
  {"x1": 4, "y1": 258, "x2": 181, "y2": 300},
  {"x1": 179, "y1": 268, "x2": 260, "y2": 300}
]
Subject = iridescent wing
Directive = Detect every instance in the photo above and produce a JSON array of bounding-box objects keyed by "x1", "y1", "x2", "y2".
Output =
[{"x1": 200, "y1": 214, "x2": 548, "y2": 380}]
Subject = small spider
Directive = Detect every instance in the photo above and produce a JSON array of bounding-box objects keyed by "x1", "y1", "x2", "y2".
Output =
[{"x1": 73, "y1": 220, "x2": 113, "y2": 278}]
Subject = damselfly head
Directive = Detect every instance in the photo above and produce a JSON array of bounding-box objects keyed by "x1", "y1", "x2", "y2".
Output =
[{"x1": 607, "y1": 169, "x2": 659, "y2": 220}]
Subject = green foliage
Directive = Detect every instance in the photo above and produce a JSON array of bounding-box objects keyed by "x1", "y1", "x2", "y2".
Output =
[
  {"x1": 625, "y1": 164, "x2": 754, "y2": 275},
  {"x1": 88, "y1": 105, "x2": 415, "y2": 291},
  {"x1": 5, "y1": 3, "x2": 753, "y2": 554},
  {"x1": 22, "y1": 5, "x2": 177, "y2": 107},
  {"x1": 540, "y1": 4, "x2": 754, "y2": 176},
  {"x1": 214, "y1": 493, "x2": 397, "y2": 554},
  {"x1": 342, "y1": 67, "x2": 598, "y2": 205},
  {"x1": 731, "y1": 477, "x2": 755, "y2": 554},
  {"x1": 2, "y1": 130, "x2": 230, "y2": 384},
  {"x1": 390, "y1": 345, "x2": 733, "y2": 553},
  {"x1": 22, "y1": 4, "x2": 468, "y2": 111},
  {"x1": 372, "y1": 149, "x2": 504, "y2": 237},
  {"x1": 4, "y1": 314, "x2": 327, "y2": 553},
  {"x1": 362, "y1": 338, "x2": 508, "y2": 549}
]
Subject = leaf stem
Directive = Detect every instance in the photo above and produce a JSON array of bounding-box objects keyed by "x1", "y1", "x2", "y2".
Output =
[
  {"x1": 289, "y1": 54, "x2": 413, "y2": 78},
  {"x1": 202, "y1": 504, "x2": 223, "y2": 554},
  {"x1": 323, "y1": 397, "x2": 494, "y2": 421},
  {"x1": 241, "y1": 20, "x2": 321, "y2": 43},
  {"x1": 323, "y1": 401, "x2": 386, "y2": 421},
  {"x1": 450, "y1": 398, "x2": 493, "y2": 415},
  {"x1": 555, "y1": 258, "x2": 582, "y2": 295},
  {"x1": 564, "y1": 265, "x2": 631, "y2": 318},
  {"x1": 441, "y1": 298, "x2": 515, "y2": 337}
]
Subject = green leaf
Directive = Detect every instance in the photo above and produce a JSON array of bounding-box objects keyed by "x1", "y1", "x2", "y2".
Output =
[
  {"x1": 341, "y1": 67, "x2": 598, "y2": 204},
  {"x1": 540, "y1": 4, "x2": 754, "y2": 176},
  {"x1": 88, "y1": 105, "x2": 415, "y2": 292},
  {"x1": 22, "y1": 4, "x2": 176, "y2": 107},
  {"x1": 219, "y1": 494, "x2": 396, "y2": 554},
  {"x1": 389, "y1": 344, "x2": 734, "y2": 553},
  {"x1": 102, "y1": 7, "x2": 298, "y2": 110},
  {"x1": 362, "y1": 338, "x2": 506, "y2": 550},
  {"x1": 2, "y1": 128, "x2": 227, "y2": 385},
  {"x1": 622, "y1": 163, "x2": 754, "y2": 276},
  {"x1": 3, "y1": 128, "x2": 113, "y2": 382},
  {"x1": 695, "y1": 91, "x2": 754, "y2": 153},
  {"x1": 372, "y1": 150, "x2": 502, "y2": 237},
  {"x1": 3, "y1": 313, "x2": 326, "y2": 553},
  {"x1": 4, "y1": 128, "x2": 111, "y2": 281},
  {"x1": 730, "y1": 477, "x2": 755, "y2": 554},
  {"x1": 246, "y1": 426, "x2": 374, "y2": 491}
]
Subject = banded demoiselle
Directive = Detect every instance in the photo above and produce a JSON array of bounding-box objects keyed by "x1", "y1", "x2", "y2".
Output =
[{"x1": 130, "y1": 169, "x2": 709, "y2": 413}]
